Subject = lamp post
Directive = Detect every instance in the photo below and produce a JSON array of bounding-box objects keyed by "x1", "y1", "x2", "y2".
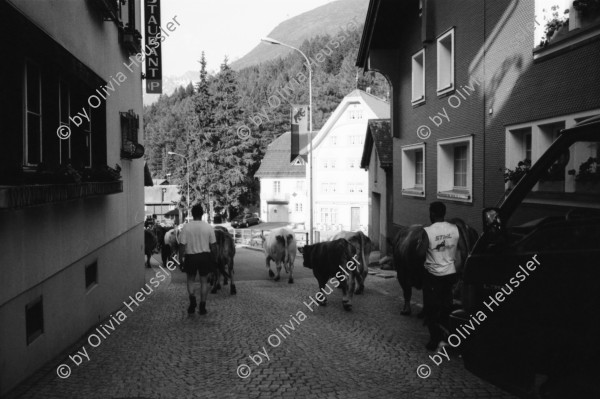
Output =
[
  {"x1": 167, "y1": 151, "x2": 190, "y2": 221},
  {"x1": 261, "y1": 37, "x2": 314, "y2": 244}
]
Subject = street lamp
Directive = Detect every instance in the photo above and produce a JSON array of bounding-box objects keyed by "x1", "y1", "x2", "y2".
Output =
[
  {"x1": 261, "y1": 37, "x2": 314, "y2": 244},
  {"x1": 167, "y1": 151, "x2": 190, "y2": 221}
]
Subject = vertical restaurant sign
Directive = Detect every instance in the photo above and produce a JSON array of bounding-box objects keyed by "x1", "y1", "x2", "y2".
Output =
[
  {"x1": 145, "y1": 0, "x2": 162, "y2": 93},
  {"x1": 290, "y1": 104, "x2": 309, "y2": 163}
]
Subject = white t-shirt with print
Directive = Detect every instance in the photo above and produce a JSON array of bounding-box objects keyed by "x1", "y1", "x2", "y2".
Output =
[{"x1": 424, "y1": 221, "x2": 459, "y2": 276}]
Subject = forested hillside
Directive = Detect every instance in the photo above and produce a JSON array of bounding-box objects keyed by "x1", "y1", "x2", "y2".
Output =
[{"x1": 143, "y1": 24, "x2": 389, "y2": 218}]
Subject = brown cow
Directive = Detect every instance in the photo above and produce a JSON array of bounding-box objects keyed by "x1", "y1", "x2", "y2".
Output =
[
  {"x1": 299, "y1": 239, "x2": 361, "y2": 311},
  {"x1": 331, "y1": 230, "x2": 372, "y2": 294},
  {"x1": 211, "y1": 226, "x2": 236, "y2": 295}
]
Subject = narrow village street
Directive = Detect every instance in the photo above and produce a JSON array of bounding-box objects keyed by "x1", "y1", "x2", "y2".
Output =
[{"x1": 6, "y1": 249, "x2": 514, "y2": 399}]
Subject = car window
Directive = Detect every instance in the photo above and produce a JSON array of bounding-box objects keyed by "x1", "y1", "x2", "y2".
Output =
[{"x1": 507, "y1": 139, "x2": 600, "y2": 251}]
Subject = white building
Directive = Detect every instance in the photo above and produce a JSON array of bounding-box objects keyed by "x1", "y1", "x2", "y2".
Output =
[
  {"x1": 0, "y1": 1, "x2": 145, "y2": 394},
  {"x1": 311, "y1": 89, "x2": 390, "y2": 239},
  {"x1": 255, "y1": 132, "x2": 309, "y2": 225}
]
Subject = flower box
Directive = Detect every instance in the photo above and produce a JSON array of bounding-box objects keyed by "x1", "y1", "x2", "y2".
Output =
[{"x1": 0, "y1": 181, "x2": 123, "y2": 209}]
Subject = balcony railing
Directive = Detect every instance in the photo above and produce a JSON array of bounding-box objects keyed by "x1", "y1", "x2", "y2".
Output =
[{"x1": 0, "y1": 181, "x2": 123, "y2": 209}]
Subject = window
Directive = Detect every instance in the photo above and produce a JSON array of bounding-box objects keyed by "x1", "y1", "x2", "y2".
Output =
[
  {"x1": 349, "y1": 159, "x2": 356, "y2": 168},
  {"x1": 295, "y1": 203, "x2": 303, "y2": 212},
  {"x1": 320, "y1": 208, "x2": 329, "y2": 223},
  {"x1": 350, "y1": 136, "x2": 364, "y2": 145},
  {"x1": 26, "y1": 296, "x2": 44, "y2": 345},
  {"x1": 25, "y1": 62, "x2": 42, "y2": 166},
  {"x1": 437, "y1": 136, "x2": 472, "y2": 201},
  {"x1": 296, "y1": 180, "x2": 304, "y2": 192},
  {"x1": 331, "y1": 208, "x2": 337, "y2": 224},
  {"x1": 374, "y1": 151, "x2": 379, "y2": 183},
  {"x1": 120, "y1": 109, "x2": 141, "y2": 159},
  {"x1": 273, "y1": 181, "x2": 281, "y2": 194},
  {"x1": 437, "y1": 29, "x2": 454, "y2": 95},
  {"x1": 416, "y1": 150, "x2": 424, "y2": 185},
  {"x1": 401, "y1": 144, "x2": 426, "y2": 197},
  {"x1": 58, "y1": 79, "x2": 70, "y2": 164},
  {"x1": 323, "y1": 159, "x2": 328, "y2": 168},
  {"x1": 330, "y1": 136, "x2": 337, "y2": 145},
  {"x1": 83, "y1": 106, "x2": 92, "y2": 167},
  {"x1": 85, "y1": 261, "x2": 98, "y2": 289},
  {"x1": 453, "y1": 145, "x2": 468, "y2": 188},
  {"x1": 330, "y1": 159, "x2": 336, "y2": 169},
  {"x1": 524, "y1": 133, "x2": 532, "y2": 162},
  {"x1": 412, "y1": 49, "x2": 425, "y2": 104},
  {"x1": 348, "y1": 184, "x2": 355, "y2": 193}
]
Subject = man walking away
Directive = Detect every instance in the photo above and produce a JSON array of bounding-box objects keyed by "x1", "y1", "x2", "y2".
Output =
[
  {"x1": 423, "y1": 202, "x2": 459, "y2": 350},
  {"x1": 179, "y1": 204, "x2": 217, "y2": 315}
]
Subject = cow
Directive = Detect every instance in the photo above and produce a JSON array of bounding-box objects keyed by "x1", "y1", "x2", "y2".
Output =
[
  {"x1": 262, "y1": 227, "x2": 297, "y2": 283},
  {"x1": 330, "y1": 230, "x2": 372, "y2": 294},
  {"x1": 299, "y1": 239, "x2": 361, "y2": 311},
  {"x1": 392, "y1": 218, "x2": 479, "y2": 316},
  {"x1": 144, "y1": 228, "x2": 158, "y2": 268},
  {"x1": 211, "y1": 226, "x2": 236, "y2": 295},
  {"x1": 392, "y1": 225, "x2": 429, "y2": 316}
]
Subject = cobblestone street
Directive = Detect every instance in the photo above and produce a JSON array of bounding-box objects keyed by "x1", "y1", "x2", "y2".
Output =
[{"x1": 6, "y1": 248, "x2": 514, "y2": 399}]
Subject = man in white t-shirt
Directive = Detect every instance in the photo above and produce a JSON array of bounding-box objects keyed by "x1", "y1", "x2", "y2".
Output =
[
  {"x1": 423, "y1": 202, "x2": 460, "y2": 350},
  {"x1": 178, "y1": 204, "x2": 217, "y2": 315}
]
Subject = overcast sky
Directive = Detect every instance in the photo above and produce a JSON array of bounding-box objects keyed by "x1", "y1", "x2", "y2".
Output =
[{"x1": 153, "y1": 0, "x2": 338, "y2": 76}]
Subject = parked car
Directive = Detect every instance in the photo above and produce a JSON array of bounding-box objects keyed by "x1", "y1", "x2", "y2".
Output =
[
  {"x1": 230, "y1": 213, "x2": 260, "y2": 228},
  {"x1": 450, "y1": 115, "x2": 600, "y2": 398}
]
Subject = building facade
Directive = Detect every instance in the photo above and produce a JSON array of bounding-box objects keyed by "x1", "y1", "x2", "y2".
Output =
[
  {"x1": 311, "y1": 89, "x2": 390, "y2": 239},
  {"x1": 0, "y1": 0, "x2": 146, "y2": 393},
  {"x1": 357, "y1": 0, "x2": 600, "y2": 232},
  {"x1": 255, "y1": 132, "x2": 308, "y2": 225},
  {"x1": 360, "y1": 119, "x2": 393, "y2": 254}
]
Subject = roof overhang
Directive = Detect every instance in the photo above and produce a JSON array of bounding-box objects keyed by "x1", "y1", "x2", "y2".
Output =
[{"x1": 356, "y1": 0, "x2": 418, "y2": 70}]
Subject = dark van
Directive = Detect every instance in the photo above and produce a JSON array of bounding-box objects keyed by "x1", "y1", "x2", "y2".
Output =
[{"x1": 451, "y1": 115, "x2": 600, "y2": 398}]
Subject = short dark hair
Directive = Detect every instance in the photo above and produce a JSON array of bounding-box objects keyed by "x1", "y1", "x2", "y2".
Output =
[
  {"x1": 429, "y1": 201, "x2": 446, "y2": 219},
  {"x1": 191, "y1": 204, "x2": 204, "y2": 219}
]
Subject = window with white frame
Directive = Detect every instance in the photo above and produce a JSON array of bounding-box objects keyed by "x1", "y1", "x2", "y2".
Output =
[
  {"x1": 348, "y1": 183, "x2": 355, "y2": 193},
  {"x1": 349, "y1": 159, "x2": 356, "y2": 168},
  {"x1": 437, "y1": 29, "x2": 454, "y2": 95},
  {"x1": 437, "y1": 136, "x2": 472, "y2": 201},
  {"x1": 331, "y1": 208, "x2": 337, "y2": 224},
  {"x1": 506, "y1": 127, "x2": 533, "y2": 175},
  {"x1": 273, "y1": 181, "x2": 281, "y2": 194},
  {"x1": 412, "y1": 49, "x2": 425, "y2": 104},
  {"x1": 296, "y1": 180, "x2": 304, "y2": 192},
  {"x1": 330, "y1": 135, "x2": 337, "y2": 145},
  {"x1": 323, "y1": 159, "x2": 328, "y2": 168},
  {"x1": 401, "y1": 143, "x2": 426, "y2": 196}
]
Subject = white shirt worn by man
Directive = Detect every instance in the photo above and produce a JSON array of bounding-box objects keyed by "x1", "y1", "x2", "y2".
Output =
[
  {"x1": 179, "y1": 220, "x2": 216, "y2": 255},
  {"x1": 424, "y1": 221, "x2": 460, "y2": 276}
]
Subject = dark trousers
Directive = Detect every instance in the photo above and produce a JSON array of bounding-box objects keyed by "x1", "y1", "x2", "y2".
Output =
[{"x1": 423, "y1": 272, "x2": 457, "y2": 344}]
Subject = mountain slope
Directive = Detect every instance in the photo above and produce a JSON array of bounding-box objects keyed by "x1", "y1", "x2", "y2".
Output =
[{"x1": 230, "y1": 0, "x2": 369, "y2": 70}]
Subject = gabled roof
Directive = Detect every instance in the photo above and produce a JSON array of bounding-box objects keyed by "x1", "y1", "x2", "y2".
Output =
[
  {"x1": 144, "y1": 185, "x2": 181, "y2": 204},
  {"x1": 255, "y1": 132, "x2": 309, "y2": 179},
  {"x1": 361, "y1": 119, "x2": 392, "y2": 170},
  {"x1": 311, "y1": 89, "x2": 390, "y2": 151}
]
